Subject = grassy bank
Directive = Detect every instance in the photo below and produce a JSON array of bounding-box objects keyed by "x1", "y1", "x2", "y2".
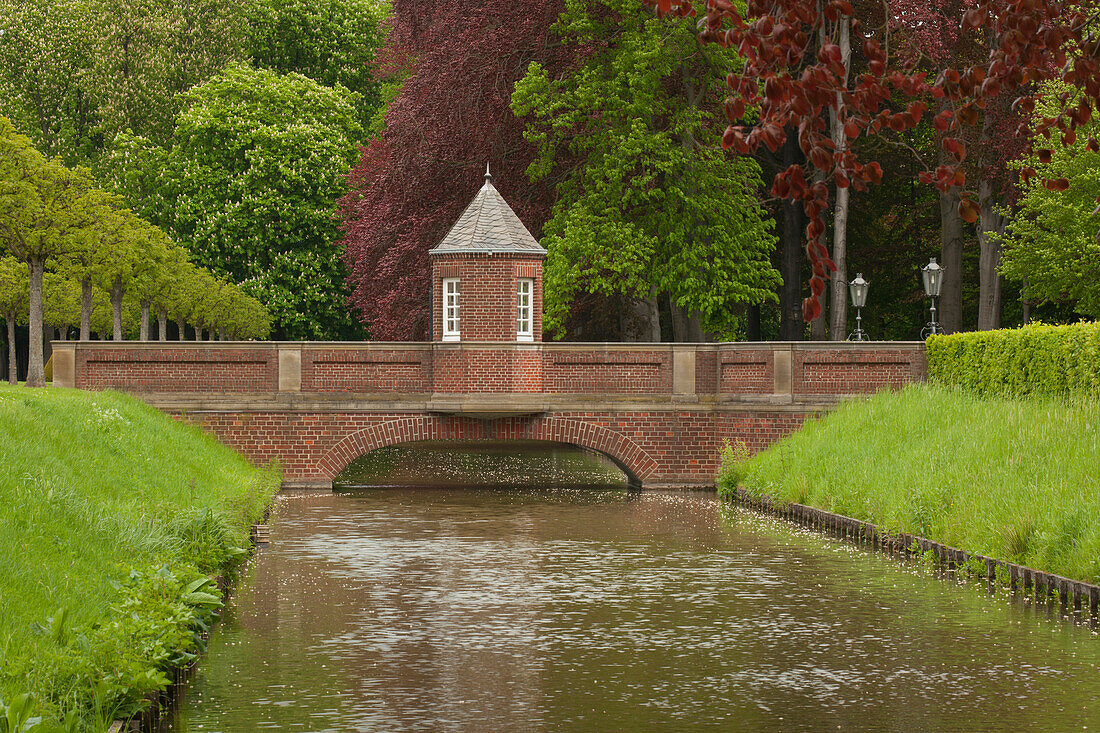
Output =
[
  {"x1": 0, "y1": 386, "x2": 279, "y2": 729},
  {"x1": 718, "y1": 384, "x2": 1100, "y2": 585}
]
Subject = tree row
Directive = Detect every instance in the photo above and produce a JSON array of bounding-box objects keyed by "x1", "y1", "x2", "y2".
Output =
[{"x1": 0, "y1": 117, "x2": 270, "y2": 387}]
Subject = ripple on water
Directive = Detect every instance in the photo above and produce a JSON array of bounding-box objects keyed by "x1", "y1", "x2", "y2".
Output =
[{"x1": 171, "y1": 486, "x2": 1100, "y2": 733}]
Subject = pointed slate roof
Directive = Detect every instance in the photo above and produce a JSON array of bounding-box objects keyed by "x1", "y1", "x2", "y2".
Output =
[{"x1": 429, "y1": 169, "x2": 547, "y2": 256}]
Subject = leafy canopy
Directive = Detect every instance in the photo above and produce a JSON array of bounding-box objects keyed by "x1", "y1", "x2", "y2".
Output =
[
  {"x1": 111, "y1": 63, "x2": 364, "y2": 340},
  {"x1": 513, "y1": 0, "x2": 779, "y2": 338}
]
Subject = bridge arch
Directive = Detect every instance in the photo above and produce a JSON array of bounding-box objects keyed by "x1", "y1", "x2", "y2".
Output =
[{"x1": 317, "y1": 416, "x2": 658, "y2": 487}]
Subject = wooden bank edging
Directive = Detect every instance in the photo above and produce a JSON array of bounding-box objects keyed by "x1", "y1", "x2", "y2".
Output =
[{"x1": 730, "y1": 487, "x2": 1100, "y2": 625}]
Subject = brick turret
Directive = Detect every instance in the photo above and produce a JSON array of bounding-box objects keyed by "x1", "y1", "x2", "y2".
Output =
[{"x1": 429, "y1": 168, "x2": 547, "y2": 342}]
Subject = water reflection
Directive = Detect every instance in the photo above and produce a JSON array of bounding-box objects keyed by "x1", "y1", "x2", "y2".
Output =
[
  {"x1": 334, "y1": 440, "x2": 632, "y2": 490},
  {"x1": 171, "y1": 448, "x2": 1100, "y2": 732}
]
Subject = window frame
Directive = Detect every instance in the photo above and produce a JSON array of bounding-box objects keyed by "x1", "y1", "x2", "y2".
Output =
[
  {"x1": 516, "y1": 278, "x2": 534, "y2": 342},
  {"x1": 442, "y1": 277, "x2": 461, "y2": 341}
]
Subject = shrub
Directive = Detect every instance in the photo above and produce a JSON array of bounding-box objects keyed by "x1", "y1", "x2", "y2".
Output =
[{"x1": 927, "y1": 321, "x2": 1100, "y2": 398}]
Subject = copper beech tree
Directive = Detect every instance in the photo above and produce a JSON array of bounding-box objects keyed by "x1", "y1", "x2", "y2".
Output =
[{"x1": 646, "y1": 0, "x2": 1100, "y2": 322}]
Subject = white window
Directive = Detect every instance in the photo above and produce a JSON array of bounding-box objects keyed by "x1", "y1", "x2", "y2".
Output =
[
  {"x1": 517, "y1": 278, "x2": 534, "y2": 341},
  {"x1": 442, "y1": 278, "x2": 460, "y2": 341}
]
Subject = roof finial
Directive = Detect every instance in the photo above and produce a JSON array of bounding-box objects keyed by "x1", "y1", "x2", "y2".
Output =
[{"x1": 484, "y1": 162, "x2": 493, "y2": 184}]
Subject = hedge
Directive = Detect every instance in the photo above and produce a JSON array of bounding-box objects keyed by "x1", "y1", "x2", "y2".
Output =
[{"x1": 926, "y1": 321, "x2": 1100, "y2": 398}]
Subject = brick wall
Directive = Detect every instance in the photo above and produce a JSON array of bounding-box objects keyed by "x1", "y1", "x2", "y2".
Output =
[
  {"x1": 180, "y1": 409, "x2": 810, "y2": 489},
  {"x1": 74, "y1": 346, "x2": 277, "y2": 392},
  {"x1": 543, "y1": 350, "x2": 672, "y2": 394},
  {"x1": 430, "y1": 253, "x2": 544, "y2": 342},
  {"x1": 301, "y1": 348, "x2": 430, "y2": 392},
  {"x1": 719, "y1": 351, "x2": 773, "y2": 394},
  {"x1": 793, "y1": 347, "x2": 928, "y2": 394}
]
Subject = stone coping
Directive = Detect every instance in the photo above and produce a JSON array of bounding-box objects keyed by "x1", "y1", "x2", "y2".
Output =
[
  {"x1": 52, "y1": 340, "x2": 927, "y2": 351},
  {"x1": 115, "y1": 391, "x2": 854, "y2": 414}
]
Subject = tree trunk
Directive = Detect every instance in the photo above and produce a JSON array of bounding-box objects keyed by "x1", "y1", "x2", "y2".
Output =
[
  {"x1": 938, "y1": 153, "x2": 965, "y2": 334},
  {"x1": 669, "y1": 296, "x2": 707, "y2": 342},
  {"x1": 828, "y1": 17, "x2": 853, "y2": 341},
  {"x1": 6, "y1": 316, "x2": 15, "y2": 385},
  {"x1": 57, "y1": 327, "x2": 68, "y2": 341},
  {"x1": 780, "y1": 132, "x2": 805, "y2": 340},
  {"x1": 194, "y1": 326, "x2": 202, "y2": 342},
  {"x1": 111, "y1": 276, "x2": 124, "y2": 341},
  {"x1": 26, "y1": 257, "x2": 46, "y2": 387},
  {"x1": 620, "y1": 295, "x2": 660, "y2": 342},
  {"x1": 976, "y1": 175, "x2": 1006, "y2": 330},
  {"x1": 746, "y1": 304, "x2": 761, "y2": 341},
  {"x1": 218, "y1": 328, "x2": 226, "y2": 341},
  {"x1": 158, "y1": 310, "x2": 168, "y2": 341},
  {"x1": 1022, "y1": 279, "x2": 1031, "y2": 324},
  {"x1": 80, "y1": 279, "x2": 93, "y2": 341},
  {"x1": 177, "y1": 320, "x2": 187, "y2": 340},
  {"x1": 140, "y1": 301, "x2": 151, "y2": 341},
  {"x1": 810, "y1": 289, "x2": 828, "y2": 340}
]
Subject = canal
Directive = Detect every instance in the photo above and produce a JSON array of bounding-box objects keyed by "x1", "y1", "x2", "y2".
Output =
[{"x1": 170, "y1": 442, "x2": 1100, "y2": 731}]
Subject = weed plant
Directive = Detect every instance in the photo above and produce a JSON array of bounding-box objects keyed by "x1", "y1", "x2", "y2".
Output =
[
  {"x1": 717, "y1": 384, "x2": 1100, "y2": 585},
  {"x1": 0, "y1": 386, "x2": 279, "y2": 729}
]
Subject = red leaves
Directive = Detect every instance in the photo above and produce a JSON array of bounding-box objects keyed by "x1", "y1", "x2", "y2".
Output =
[
  {"x1": 1037, "y1": 148, "x2": 1052, "y2": 163},
  {"x1": 1044, "y1": 178, "x2": 1071, "y2": 191},
  {"x1": 958, "y1": 197, "x2": 980, "y2": 224},
  {"x1": 943, "y1": 137, "x2": 967, "y2": 161},
  {"x1": 962, "y1": 7, "x2": 988, "y2": 29}
]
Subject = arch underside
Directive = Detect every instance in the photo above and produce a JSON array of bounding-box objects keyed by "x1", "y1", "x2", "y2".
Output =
[{"x1": 318, "y1": 416, "x2": 657, "y2": 487}]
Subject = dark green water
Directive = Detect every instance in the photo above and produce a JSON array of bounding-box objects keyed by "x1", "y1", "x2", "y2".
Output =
[{"x1": 170, "y1": 443, "x2": 1100, "y2": 731}]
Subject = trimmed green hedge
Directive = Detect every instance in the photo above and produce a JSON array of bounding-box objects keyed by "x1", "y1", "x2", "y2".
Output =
[{"x1": 927, "y1": 322, "x2": 1100, "y2": 398}]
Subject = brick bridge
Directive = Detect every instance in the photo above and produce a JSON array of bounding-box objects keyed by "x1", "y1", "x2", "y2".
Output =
[
  {"x1": 52, "y1": 340, "x2": 926, "y2": 489},
  {"x1": 50, "y1": 173, "x2": 926, "y2": 489}
]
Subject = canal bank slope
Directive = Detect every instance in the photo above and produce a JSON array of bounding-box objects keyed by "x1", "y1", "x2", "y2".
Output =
[
  {"x1": 0, "y1": 386, "x2": 279, "y2": 728},
  {"x1": 719, "y1": 376, "x2": 1100, "y2": 586}
]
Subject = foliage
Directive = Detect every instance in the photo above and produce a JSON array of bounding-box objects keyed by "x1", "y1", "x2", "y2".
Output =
[
  {"x1": 339, "y1": 0, "x2": 572, "y2": 339},
  {"x1": 513, "y1": 0, "x2": 780, "y2": 339},
  {"x1": 244, "y1": 0, "x2": 385, "y2": 130},
  {"x1": 111, "y1": 63, "x2": 363, "y2": 340},
  {"x1": 646, "y1": 0, "x2": 1100, "y2": 321},
  {"x1": 716, "y1": 383, "x2": 1100, "y2": 584},
  {"x1": 926, "y1": 322, "x2": 1100, "y2": 398},
  {"x1": 0, "y1": 256, "x2": 28, "y2": 324},
  {"x1": 0, "y1": 386, "x2": 280, "y2": 726},
  {"x1": 998, "y1": 85, "x2": 1100, "y2": 318},
  {"x1": 0, "y1": 0, "x2": 245, "y2": 164}
]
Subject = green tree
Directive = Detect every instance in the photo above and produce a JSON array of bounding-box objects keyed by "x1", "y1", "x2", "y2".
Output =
[
  {"x1": 999, "y1": 84, "x2": 1100, "y2": 318},
  {"x1": 0, "y1": 255, "x2": 28, "y2": 383},
  {"x1": 244, "y1": 0, "x2": 384, "y2": 130},
  {"x1": 110, "y1": 63, "x2": 364, "y2": 339},
  {"x1": 43, "y1": 269, "x2": 82, "y2": 339},
  {"x1": 512, "y1": 0, "x2": 779, "y2": 340},
  {"x1": 0, "y1": 118, "x2": 109, "y2": 385},
  {"x1": 0, "y1": 0, "x2": 99, "y2": 163}
]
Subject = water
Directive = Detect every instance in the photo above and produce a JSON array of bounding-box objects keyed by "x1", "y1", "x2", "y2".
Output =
[{"x1": 171, "y1": 443, "x2": 1100, "y2": 731}]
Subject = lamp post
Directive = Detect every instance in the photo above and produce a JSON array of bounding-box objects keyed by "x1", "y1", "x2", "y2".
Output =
[
  {"x1": 921, "y1": 257, "x2": 944, "y2": 338},
  {"x1": 847, "y1": 273, "x2": 869, "y2": 341}
]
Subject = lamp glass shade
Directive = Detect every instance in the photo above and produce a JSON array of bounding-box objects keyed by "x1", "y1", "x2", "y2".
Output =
[
  {"x1": 922, "y1": 258, "x2": 944, "y2": 297},
  {"x1": 849, "y1": 273, "x2": 869, "y2": 308}
]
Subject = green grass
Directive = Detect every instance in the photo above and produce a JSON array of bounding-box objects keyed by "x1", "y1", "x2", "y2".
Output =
[
  {"x1": 718, "y1": 384, "x2": 1100, "y2": 585},
  {"x1": 0, "y1": 385, "x2": 279, "y2": 728}
]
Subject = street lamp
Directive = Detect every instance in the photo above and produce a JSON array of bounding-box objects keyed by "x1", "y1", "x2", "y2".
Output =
[
  {"x1": 847, "y1": 272, "x2": 869, "y2": 341},
  {"x1": 921, "y1": 257, "x2": 944, "y2": 338}
]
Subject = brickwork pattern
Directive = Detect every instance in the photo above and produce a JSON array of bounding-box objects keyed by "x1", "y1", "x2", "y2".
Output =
[
  {"x1": 301, "y1": 349, "x2": 430, "y2": 392},
  {"x1": 430, "y1": 253, "x2": 544, "y2": 342},
  {"x1": 75, "y1": 347, "x2": 277, "y2": 392},
  {"x1": 431, "y1": 348, "x2": 543, "y2": 393},
  {"x1": 180, "y1": 409, "x2": 809, "y2": 488},
  {"x1": 719, "y1": 352, "x2": 773, "y2": 394},
  {"x1": 544, "y1": 351, "x2": 671, "y2": 394},
  {"x1": 794, "y1": 348, "x2": 923, "y2": 394}
]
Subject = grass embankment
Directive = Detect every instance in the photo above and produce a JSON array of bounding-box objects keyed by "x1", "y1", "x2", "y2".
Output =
[
  {"x1": 0, "y1": 386, "x2": 279, "y2": 729},
  {"x1": 718, "y1": 384, "x2": 1100, "y2": 585}
]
